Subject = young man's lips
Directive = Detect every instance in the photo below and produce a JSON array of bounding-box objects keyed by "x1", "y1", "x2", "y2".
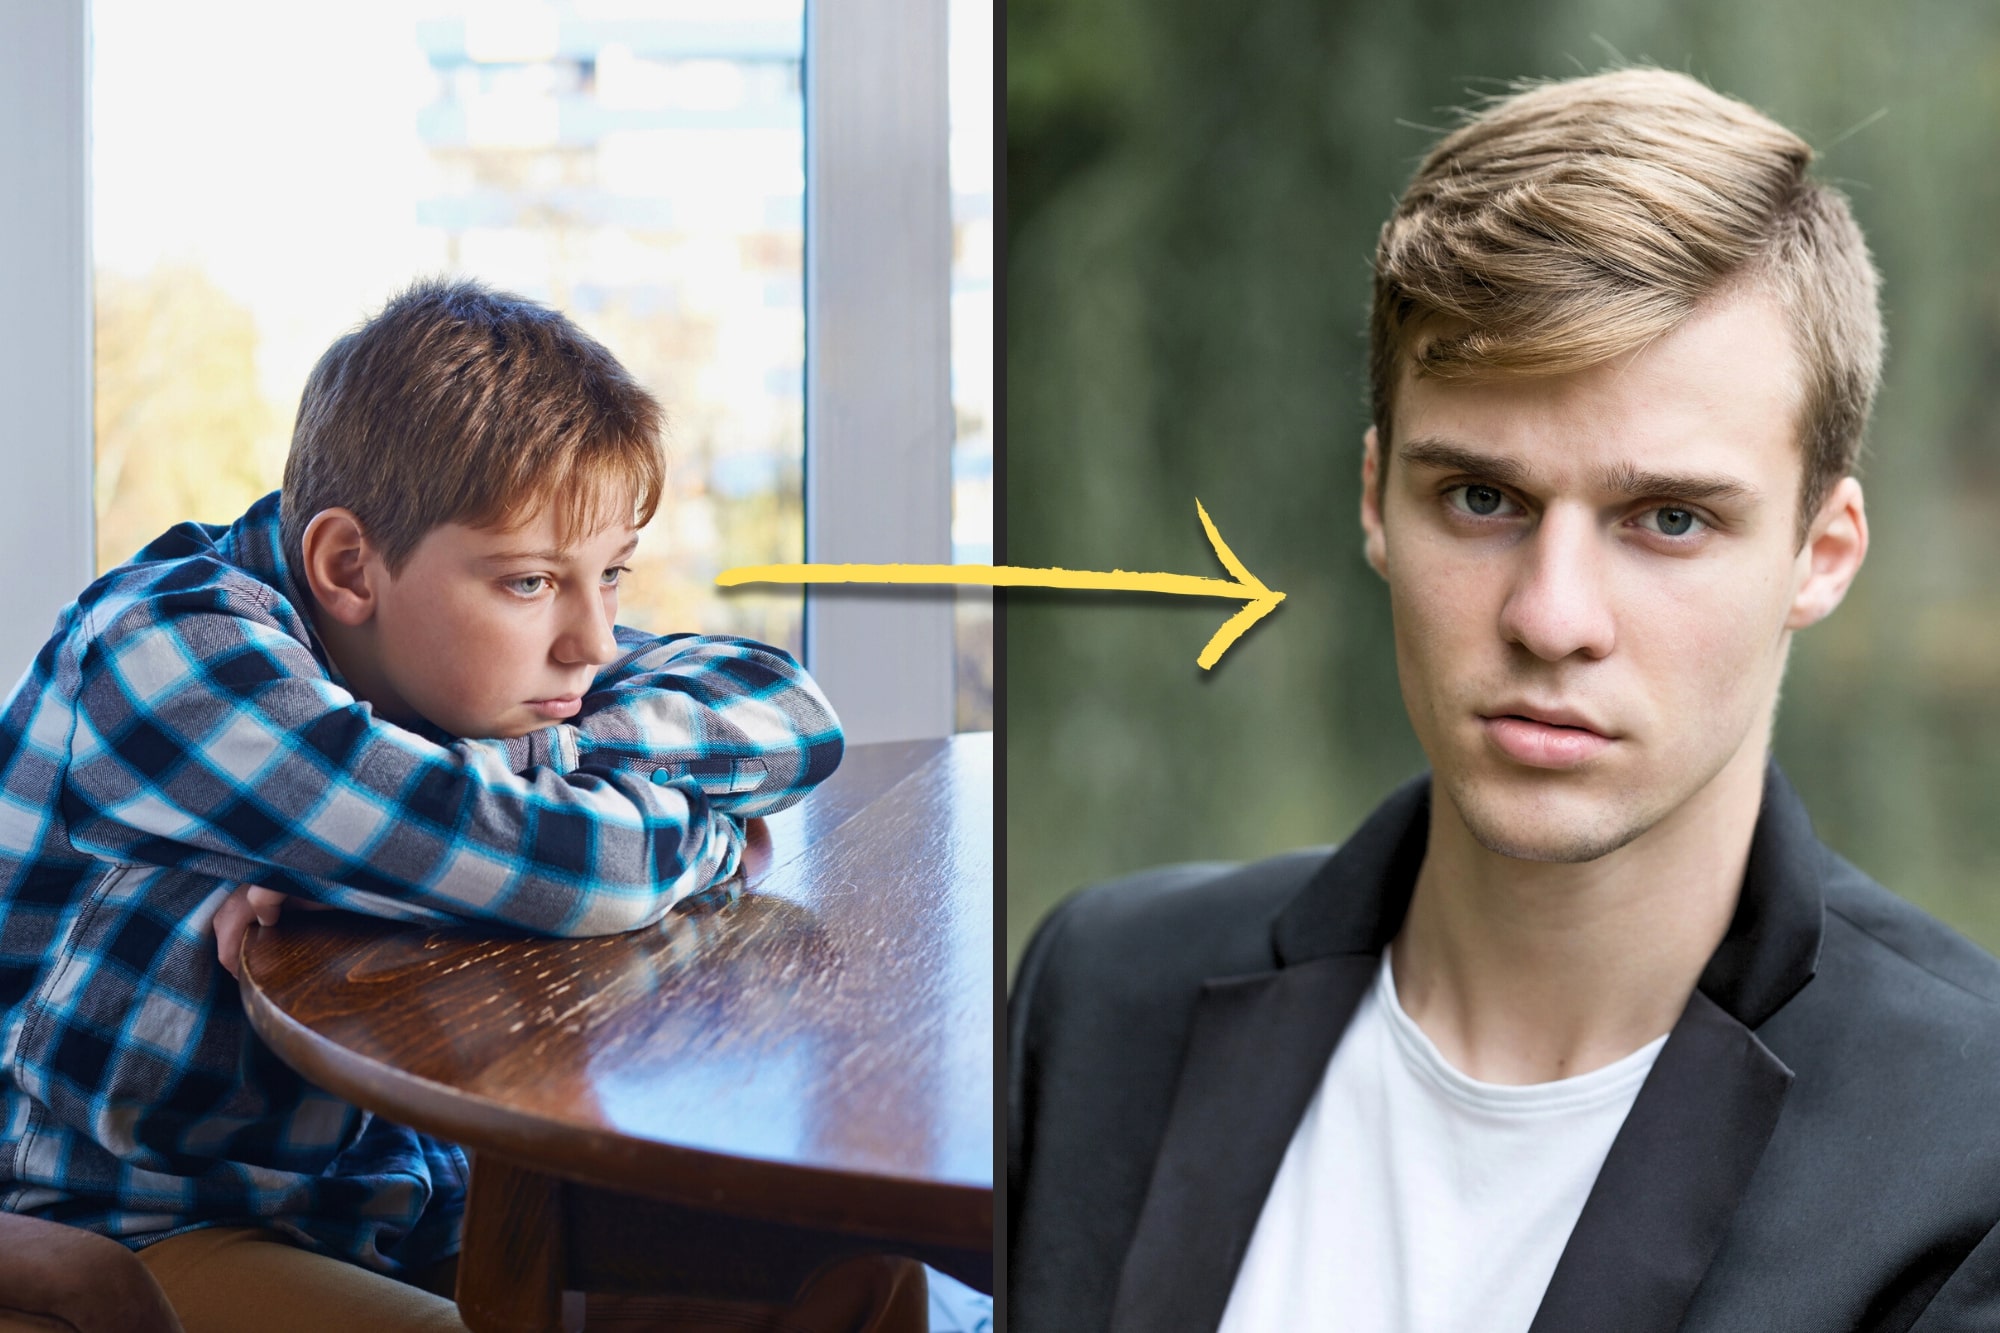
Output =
[
  {"x1": 1480, "y1": 712, "x2": 1614, "y2": 768},
  {"x1": 527, "y1": 696, "x2": 582, "y2": 719}
]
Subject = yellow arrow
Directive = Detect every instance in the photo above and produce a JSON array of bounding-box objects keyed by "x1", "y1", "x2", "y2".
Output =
[{"x1": 716, "y1": 499, "x2": 1285, "y2": 669}]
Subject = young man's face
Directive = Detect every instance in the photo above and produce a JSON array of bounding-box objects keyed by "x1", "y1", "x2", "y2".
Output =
[
  {"x1": 361, "y1": 503, "x2": 639, "y2": 740},
  {"x1": 1359, "y1": 289, "x2": 1867, "y2": 862}
]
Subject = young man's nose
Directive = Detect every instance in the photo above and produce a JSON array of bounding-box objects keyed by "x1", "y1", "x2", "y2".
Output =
[
  {"x1": 553, "y1": 588, "x2": 620, "y2": 665},
  {"x1": 1496, "y1": 505, "x2": 1617, "y2": 662}
]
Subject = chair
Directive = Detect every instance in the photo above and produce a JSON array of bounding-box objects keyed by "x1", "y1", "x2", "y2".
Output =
[{"x1": 0, "y1": 1212, "x2": 183, "y2": 1333}]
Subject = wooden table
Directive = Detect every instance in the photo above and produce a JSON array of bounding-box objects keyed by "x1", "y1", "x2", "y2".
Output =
[{"x1": 238, "y1": 735, "x2": 993, "y2": 1333}]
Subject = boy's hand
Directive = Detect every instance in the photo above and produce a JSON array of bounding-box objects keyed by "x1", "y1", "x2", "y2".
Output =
[
  {"x1": 214, "y1": 885, "x2": 330, "y2": 980},
  {"x1": 742, "y1": 817, "x2": 772, "y2": 881}
]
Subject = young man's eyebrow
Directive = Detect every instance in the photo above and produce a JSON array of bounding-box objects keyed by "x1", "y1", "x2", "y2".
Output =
[
  {"x1": 1397, "y1": 438, "x2": 1533, "y2": 489},
  {"x1": 480, "y1": 536, "x2": 641, "y2": 565},
  {"x1": 1398, "y1": 436, "x2": 1761, "y2": 506},
  {"x1": 1594, "y1": 462, "x2": 1761, "y2": 506}
]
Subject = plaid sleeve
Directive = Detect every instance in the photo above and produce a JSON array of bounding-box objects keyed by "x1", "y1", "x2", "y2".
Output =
[
  {"x1": 61, "y1": 588, "x2": 743, "y2": 935},
  {"x1": 523, "y1": 628, "x2": 845, "y2": 820}
]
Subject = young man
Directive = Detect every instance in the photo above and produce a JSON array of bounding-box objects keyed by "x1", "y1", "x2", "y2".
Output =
[
  {"x1": 1009, "y1": 69, "x2": 2000, "y2": 1331},
  {"x1": 0, "y1": 281, "x2": 859, "y2": 1327}
]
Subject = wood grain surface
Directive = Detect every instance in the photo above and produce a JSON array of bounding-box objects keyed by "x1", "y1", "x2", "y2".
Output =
[{"x1": 238, "y1": 736, "x2": 993, "y2": 1258}]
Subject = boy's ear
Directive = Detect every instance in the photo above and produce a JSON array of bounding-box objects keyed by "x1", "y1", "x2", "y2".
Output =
[{"x1": 300, "y1": 508, "x2": 381, "y2": 627}]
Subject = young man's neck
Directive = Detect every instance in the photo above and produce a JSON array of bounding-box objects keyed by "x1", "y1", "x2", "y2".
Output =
[{"x1": 1389, "y1": 732, "x2": 1769, "y2": 1086}]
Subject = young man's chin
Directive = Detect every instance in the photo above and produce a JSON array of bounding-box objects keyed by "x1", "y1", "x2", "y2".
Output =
[{"x1": 1438, "y1": 767, "x2": 1661, "y2": 866}]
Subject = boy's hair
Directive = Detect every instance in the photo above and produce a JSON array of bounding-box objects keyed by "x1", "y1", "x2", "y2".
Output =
[
  {"x1": 281, "y1": 277, "x2": 665, "y2": 578},
  {"x1": 1369, "y1": 68, "x2": 1883, "y2": 541}
]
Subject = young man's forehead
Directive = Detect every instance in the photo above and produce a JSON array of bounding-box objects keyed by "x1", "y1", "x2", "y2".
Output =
[{"x1": 1391, "y1": 290, "x2": 1805, "y2": 497}]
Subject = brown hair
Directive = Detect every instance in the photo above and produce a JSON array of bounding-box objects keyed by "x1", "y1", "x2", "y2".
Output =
[
  {"x1": 281, "y1": 277, "x2": 665, "y2": 576},
  {"x1": 1369, "y1": 68, "x2": 1882, "y2": 541}
]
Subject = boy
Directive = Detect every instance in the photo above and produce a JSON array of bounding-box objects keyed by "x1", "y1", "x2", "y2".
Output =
[{"x1": 0, "y1": 279, "x2": 852, "y2": 1327}]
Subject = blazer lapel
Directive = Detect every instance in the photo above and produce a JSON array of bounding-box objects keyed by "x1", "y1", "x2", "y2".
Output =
[
  {"x1": 1107, "y1": 955, "x2": 1378, "y2": 1333},
  {"x1": 1530, "y1": 760, "x2": 1825, "y2": 1332},
  {"x1": 1527, "y1": 990, "x2": 1793, "y2": 1333},
  {"x1": 1110, "y1": 774, "x2": 1435, "y2": 1333}
]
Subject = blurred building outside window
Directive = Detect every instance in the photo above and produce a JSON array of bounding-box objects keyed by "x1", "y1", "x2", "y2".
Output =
[{"x1": 949, "y1": 0, "x2": 995, "y2": 733}]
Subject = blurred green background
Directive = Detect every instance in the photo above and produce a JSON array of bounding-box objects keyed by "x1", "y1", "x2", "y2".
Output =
[{"x1": 1005, "y1": 0, "x2": 2000, "y2": 971}]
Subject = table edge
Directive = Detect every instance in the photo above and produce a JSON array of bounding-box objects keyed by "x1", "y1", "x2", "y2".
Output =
[{"x1": 239, "y1": 934, "x2": 994, "y2": 1253}]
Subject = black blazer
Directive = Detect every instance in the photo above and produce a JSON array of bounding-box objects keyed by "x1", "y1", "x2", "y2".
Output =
[{"x1": 1008, "y1": 763, "x2": 2000, "y2": 1332}]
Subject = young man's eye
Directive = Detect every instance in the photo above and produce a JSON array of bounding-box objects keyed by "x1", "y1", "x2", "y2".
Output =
[
  {"x1": 1446, "y1": 484, "x2": 1518, "y2": 518},
  {"x1": 1638, "y1": 506, "x2": 1706, "y2": 539}
]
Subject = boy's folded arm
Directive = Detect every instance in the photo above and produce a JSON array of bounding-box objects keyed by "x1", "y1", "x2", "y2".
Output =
[
  {"x1": 539, "y1": 629, "x2": 845, "y2": 819},
  {"x1": 62, "y1": 601, "x2": 744, "y2": 936}
]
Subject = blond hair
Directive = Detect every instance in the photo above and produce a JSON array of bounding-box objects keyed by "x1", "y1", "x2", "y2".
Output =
[
  {"x1": 281, "y1": 278, "x2": 665, "y2": 577},
  {"x1": 1370, "y1": 68, "x2": 1882, "y2": 539}
]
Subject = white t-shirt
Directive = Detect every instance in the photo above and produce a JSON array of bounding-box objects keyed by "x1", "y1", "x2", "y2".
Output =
[{"x1": 1216, "y1": 952, "x2": 1666, "y2": 1333}]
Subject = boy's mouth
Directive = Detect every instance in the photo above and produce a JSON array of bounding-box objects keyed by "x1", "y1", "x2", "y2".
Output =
[{"x1": 527, "y1": 696, "x2": 583, "y2": 719}]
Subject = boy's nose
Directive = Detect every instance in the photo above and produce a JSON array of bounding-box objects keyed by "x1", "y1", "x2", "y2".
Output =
[{"x1": 554, "y1": 590, "x2": 621, "y2": 665}]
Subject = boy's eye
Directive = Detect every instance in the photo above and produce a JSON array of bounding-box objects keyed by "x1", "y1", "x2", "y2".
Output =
[
  {"x1": 600, "y1": 566, "x2": 630, "y2": 588},
  {"x1": 504, "y1": 575, "x2": 551, "y2": 597}
]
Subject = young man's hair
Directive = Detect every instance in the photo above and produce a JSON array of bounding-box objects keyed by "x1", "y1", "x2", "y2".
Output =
[
  {"x1": 1369, "y1": 67, "x2": 1883, "y2": 542},
  {"x1": 281, "y1": 277, "x2": 665, "y2": 577}
]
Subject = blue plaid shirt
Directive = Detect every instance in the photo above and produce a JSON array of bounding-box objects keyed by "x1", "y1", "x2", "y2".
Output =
[{"x1": 0, "y1": 491, "x2": 842, "y2": 1273}]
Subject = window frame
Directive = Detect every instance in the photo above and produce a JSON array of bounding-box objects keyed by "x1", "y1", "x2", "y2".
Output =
[
  {"x1": 0, "y1": 0, "x2": 94, "y2": 683},
  {"x1": 803, "y1": 0, "x2": 957, "y2": 742}
]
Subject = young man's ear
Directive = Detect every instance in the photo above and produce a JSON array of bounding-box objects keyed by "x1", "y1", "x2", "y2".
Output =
[
  {"x1": 1786, "y1": 476, "x2": 1868, "y2": 631},
  {"x1": 299, "y1": 509, "x2": 382, "y2": 628},
  {"x1": 1360, "y1": 426, "x2": 1389, "y2": 580}
]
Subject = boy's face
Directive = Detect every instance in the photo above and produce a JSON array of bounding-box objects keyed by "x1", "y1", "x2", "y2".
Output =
[
  {"x1": 355, "y1": 503, "x2": 639, "y2": 740},
  {"x1": 1359, "y1": 289, "x2": 1867, "y2": 863}
]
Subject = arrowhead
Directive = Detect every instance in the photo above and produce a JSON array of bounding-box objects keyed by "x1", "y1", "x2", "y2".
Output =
[{"x1": 1193, "y1": 500, "x2": 1286, "y2": 669}]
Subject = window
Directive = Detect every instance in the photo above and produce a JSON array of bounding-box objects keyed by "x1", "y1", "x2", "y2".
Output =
[
  {"x1": 4, "y1": 2, "x2": 976, "y2": 742},
  {"x1": 91, "y1": 1, "x2": 809, "y2": 657}
]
